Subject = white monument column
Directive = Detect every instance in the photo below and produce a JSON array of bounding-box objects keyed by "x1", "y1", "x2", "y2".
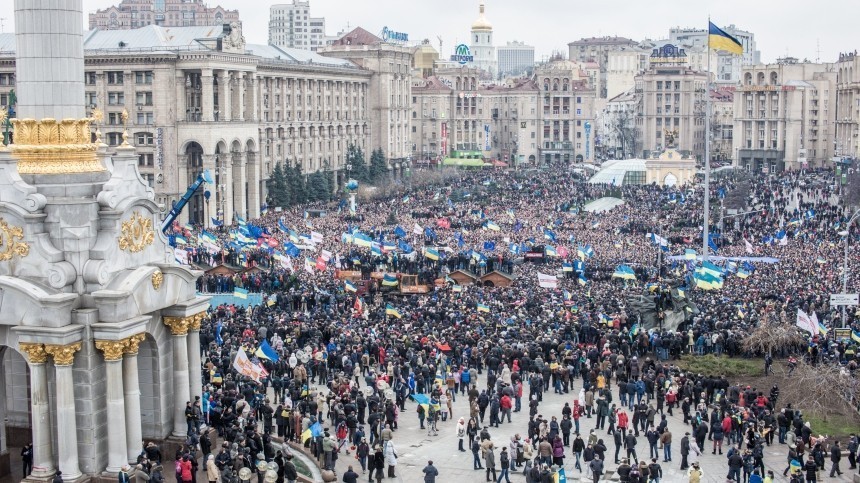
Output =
[
  {"x1": 186, "y1": 314, "x2": 203, "y2": 405},
  {"x1": 164, "y1": 317, "x2": 191, "y2": 438},
  {"x1": 237, "y1": 72, "x2": 246, "y2": 121},
  {"x1": 19, "y1": 344, "x2": 55, "y2": 478},
  {"x1": 95, "y1": 340, "x2": 128, "y2": 473},
  {"x1": 232, "y1": 151, "x2": 247, "y2": 220},
  {"x1": 14, "y1": 0, "x2": 85, "y2": 119},
  {"x1": 122, "y1": 334, "x2": 145, "y2": 463},
  {"x1": 44, "y1": 343, "x2": 82, "y2": 481}
]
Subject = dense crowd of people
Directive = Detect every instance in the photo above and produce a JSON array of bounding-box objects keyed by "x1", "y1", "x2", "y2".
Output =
[{"x1": 155, "y1": 164, "x2": 860, "y2": 483}]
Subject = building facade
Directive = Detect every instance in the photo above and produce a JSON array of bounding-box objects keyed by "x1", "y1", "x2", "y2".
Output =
[
  {"x1": 600, "y1": 88, "x2": 639, "y2": 160},
  {"x1": 568, "y1": 36, "x2": 639, "y2": 99},
  {"x1": 268, "y1": 1, "x2": 328, "y2": 52},
  {"x1": 605, "y1": 48, "x2": 648, "y2": 101},
  {"x1": 497, "y1": 41, "x2": 535, "y2": 79},
  {"x1": 836, "y1": 51, "x2": 860, "y2": 160},
  {"x1": 0, "y1": 24, "x2": 374, "y2": 227},
  {"x1": 322, "y1": 36, "x2": 414, "y2": 171},
  {"x1": 89, "y1": 0, "x2": 239, "y2": 30},
  {"x1": 732, "y1": 61, "x2": 837, "y2": 172},
  {"x1": 536, "y1": 61, "x2": 598, "y2": 164},
  {"x1": 635, "y1": 44, "x2": 709, "y2": 160},
  {"x1": 469, "y1": 1, "x2": 497, "y2": 80},
  {"x1": 412, "y1": 40, "x2": 440, "y2": 78}
]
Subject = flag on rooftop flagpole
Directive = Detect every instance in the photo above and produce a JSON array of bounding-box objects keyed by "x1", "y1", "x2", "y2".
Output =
[{"x1": 709, "y1": 22, "x2": 744, "y2": 55}]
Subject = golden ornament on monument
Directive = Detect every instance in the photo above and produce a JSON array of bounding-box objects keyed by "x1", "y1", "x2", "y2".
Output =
[
  {"x1": 118, "y1": 212, "x2": 155, "y2": 253},
  {"x1": 151, "y1": 270, "x2": 164, "y2": 290},
  {"x1": 0, "y1": 217, "x2": 30, "y2": 261}
]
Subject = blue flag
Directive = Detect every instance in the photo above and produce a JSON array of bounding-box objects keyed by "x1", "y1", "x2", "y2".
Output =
[
  {"x1": 483, "y1": 241, "x2": 496, "y2": 251},
  {"x1": 211, "y1": 217, "x2": 223, "y2": 227},
  {"x1": 394, "y1": 226, "x2": 406, "y2": 238},
  {"x1": 215, "y1": 320, "x2": 223, "y2": 346},
  {"x1": 258, "y1": 340, "x2": 280, "y2": 362}
]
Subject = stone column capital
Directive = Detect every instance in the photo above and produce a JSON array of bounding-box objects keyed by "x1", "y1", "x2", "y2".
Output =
[
  {"x1": 95, "y1": 339, "x2": 126, "y2": 361},
  {"x1": 163, "y1": 316, "x2": 191, "y2": 336},
  {"x1": 44, "y1": 342, "x2": 82, "y2": 366},
  {"x1": 19, "y1": 342, "x2": 47, "y2": 364},
  {"x1": 188, "y1": 312, "x2": 205, "y2": 331},
  {"x1": 123, "y1": 333, "x2": 147, "y2": 355}
]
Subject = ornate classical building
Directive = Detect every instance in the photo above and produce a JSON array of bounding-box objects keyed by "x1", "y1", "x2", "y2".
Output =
[
  {"x1": 89, "y1": 0, "x2": 240, "y2": 30},
  {"x1": 0, "y1": 22, "x2": 375, "y2": 227},
  {"x1": 0, "y1": 0, "x2": 209, "y2": 479}
]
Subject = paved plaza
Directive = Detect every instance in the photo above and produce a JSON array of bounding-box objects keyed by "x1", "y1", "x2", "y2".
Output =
[{"x1": 327, "y1": 374, "x2": 858, "y2": 483}]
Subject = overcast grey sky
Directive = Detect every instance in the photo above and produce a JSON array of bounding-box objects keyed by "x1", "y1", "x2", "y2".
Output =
[{"x1": 0, "y1": 0, "x2": 857, "y2": 63}]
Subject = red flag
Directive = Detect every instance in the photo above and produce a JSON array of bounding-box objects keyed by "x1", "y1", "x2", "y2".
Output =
[
  {"x1": 353, "y1": 297, "x2": 364, "y2": 315},
  {"x1": 315, "y1": 257, "x2": 326, "y2": 271},
  {"x1": 557, "y1": 246, "x2": 569, "y2": 258},
  {"x1": 436, "y1": 218, "x2": 451, "y2": 229}
]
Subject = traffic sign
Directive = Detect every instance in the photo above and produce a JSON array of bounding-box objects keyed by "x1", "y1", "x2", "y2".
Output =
[{"x1": 830, "y1": 293, "x2": 859, "y2": 306}]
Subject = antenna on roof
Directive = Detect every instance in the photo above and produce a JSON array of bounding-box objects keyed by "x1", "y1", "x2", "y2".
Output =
[
  {"x1": 0, "y1": 18, "x2": 6, "y2": 33},
  {"x1": 816, "y1": 38, "x2": 821, "y2": 63},
  {"x1": 437, "y1": 36, "x2": 443, "y2": 55}
]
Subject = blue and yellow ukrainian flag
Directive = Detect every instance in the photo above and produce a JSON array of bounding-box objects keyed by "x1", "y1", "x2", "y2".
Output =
[
  {"x1": 685, "y1": 249, "x2": 697, "y2": 260},
  {"x1": 562, "y1": 262, "x2": 573, "y2": 272},
  {"x1": 476, "y1": 303, "x2": 490, "y2": 313},
  {"x1": 382, "y1": 274, "x2": 399, "y2": 287},
  {"x1": 577, "y1": 273, "x2": 587, "y2": 286},
  {"x1": 385, "y1": 303, "x2": 402, "y2": 319},
  {"x1": 424, "y1": 248, "x2": 440, "y2": 261},
  {"x1": 485, "y1": 221, "x2": 501, "y2": 232},
  {"x1": 818, "y1": 322, "x2": 829, "y2": 336},
  {"x1": 852, "y1": 330, "x2": 860, "y2": 343},
  {"x1": 736, "y1": 269, "x2": 750, "y2": 279},
  {"x1": 452, "y1": 285, "x2": 463, "y2": 293},
  {"x1": 709, "y1": 22, "x2": 743, "y2": 55},
  {"x1": 175, "y1": 235, "x2": 187, "y2": 245},
  {"x1": 545, "y1": 245, "x2": 558, "y2": 257},
  {"x1": 345, "y1": 280, "x2": 357, "y2": 293},
  {"x1": 233, "y1": 287, "x2": 249, "y2": 299}
]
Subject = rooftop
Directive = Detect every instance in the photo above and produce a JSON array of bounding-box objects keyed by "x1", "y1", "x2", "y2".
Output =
[{"x1": 568, "y1": 36, "x2": 638, "y2": 47}]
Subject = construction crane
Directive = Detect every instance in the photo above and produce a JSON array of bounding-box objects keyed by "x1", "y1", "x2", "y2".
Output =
[{"x1": 160, "y1": 169, "x2": 213, "y2": 233}]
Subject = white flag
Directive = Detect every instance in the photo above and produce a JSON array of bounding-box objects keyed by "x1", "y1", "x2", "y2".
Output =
[
  {"x1": 311, "y1": 231, "x2": 324, "y2": 244},
  {"x1": 744, "y1": 238, "x2": 754, "y2": 254},
  {"x1": 174, "y1": 247, "x2": 188, "y2": 265},
  {"x1": 233, "y1": 348, "x2": 266, "y2": 382},
  {"x1": 413, "y1": 223, "x2": 423, "y2": 235},
  {"x1": 537, "y1": 272, "x2": 558, "y2": 289},
  {"x1": 796, "y1": 308, "x2": 816, "y2": 335}
]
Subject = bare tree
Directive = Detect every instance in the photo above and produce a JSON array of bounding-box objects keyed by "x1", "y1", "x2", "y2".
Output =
[
  {"x1": 780, "y1": 359, "x2": 860, "y2": 424},
  {"x1": 740, "y1": 316, "x2": 806, "y2": 356},
  {"x1": 614, "y1": 110, "x2": 636, "y2": 160}
]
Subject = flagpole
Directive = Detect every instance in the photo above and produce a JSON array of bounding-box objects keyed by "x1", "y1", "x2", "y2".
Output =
[{"x1": 702, "y1": 17, "x2": 713, "y2": 263}]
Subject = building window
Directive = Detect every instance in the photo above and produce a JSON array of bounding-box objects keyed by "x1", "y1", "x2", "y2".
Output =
[
  {"x1": 107, "y1": 72, "x2": 124, "y2": 85},
  {"x1": 135, "y1": 71, "x2": 154, "y2": 84},
  {"x1": 108, "y1": 112, "x2": 123, "y2": 125},
  {"x1": 138, "y1": 153, "x2": 154, "y2": 166},
  {"x1": 136, "y1": 132, "x2": 154, "y2": 145},
  {"x1": 85, "y1": 92, "x2": 97, "y2": 107},
  {"x1": 136, "y1": 112, "x2": 154, "y2": 125},
  {"x1": 106, "y1": 132, "x2": 123, "y2": 146},
  {"x1": 136, "y1": 92, "x2": 153, "y2": 106},
  {"x1": 85, "y1": 72, "x2": 97, "y2": 85},
  {"x1": 108, "y1": 92, "x2": 125, "y2": 106}
]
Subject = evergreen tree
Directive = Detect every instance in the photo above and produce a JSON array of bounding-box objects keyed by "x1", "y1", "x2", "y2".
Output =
[
  {"x1": 346, "y1": 143, "x2": 368, "y2": 183},
  {"x1": 309, "y1": 170, "x2": 330, "y2": 202},
  {"x1": 288, "y1": 162, "x2": 307, "y2": 205},
  {"x1": 369, "y1": 148, "x2": 388, "y2": 183},
  {"x1": 267, "y1": 162, "x2": 290, "y2": 208}
]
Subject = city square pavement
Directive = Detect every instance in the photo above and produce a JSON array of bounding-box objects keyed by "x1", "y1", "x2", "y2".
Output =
[{"x1": 329, "y1": 373, "x2": 858, "y2": 483}]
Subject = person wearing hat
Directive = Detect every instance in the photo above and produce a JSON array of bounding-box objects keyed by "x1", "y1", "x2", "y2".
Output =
[
  {"x1": 687, "y1": 462, "x2": 702, "y2": 483},
  {"x1": 51, "y1": 470, "x2": 63, "y2": 483}
]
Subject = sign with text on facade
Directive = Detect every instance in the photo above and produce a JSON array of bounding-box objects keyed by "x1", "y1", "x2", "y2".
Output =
[
  {"x1": 737, "y1": 85, "x2": 797, "y2": 92},
  {"x1": 381, "y1": 27, "x2": 408, "y2": 43},
  {"x1": 830, "y1": 293, "x2": 859, "y2": 306},
  {"x1": 451, "y1": 44, "x2": 474, "y2": 64}
]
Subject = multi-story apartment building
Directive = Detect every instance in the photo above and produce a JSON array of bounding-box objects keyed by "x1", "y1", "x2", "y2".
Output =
[
  {"x1": 732, "y1": 60, "x2": 837, "y2": 172},
  {"x1": 0, "y1": 24, "x2": 375, "y2": 226},
  {"x1": 606, "y1": 48, "x2": 649, "y2": 101},
  {"x1": 536, "y1": 61, "x2": 598, "y2": 164},
  {"x1": 711, "y1": 88, "x2": 735, "y2": 164},
  {"x1": 635, "y1": 44, "x2": 709, "y2": 160},
  {"x1": 409, "y1": 69, "x2": 539, "y2": 165},
  {"x1": 268, "y1": 1, "x2": 327, "y2": 52},
  {"x1": 321, "y1": 30, "x2": 414, "y2": 169},
  {"x1": 669, "y1": 25, "x2": 760, "y2": 83},
  {"x1": 89, "y1": 0, "x2": 239, "y2": 30},
  {"x1": 601, "y1": 88, "x2": 639, "y2": 160},
  {"x1": 412, "y1": 40, "x2": 440, "y2": 79},
  {"x1": 568, "y1": 36, "x2": 639, "y2": 99},
  {"x1": 836, "y1": 51, "x2": 860, "y2": 160},
  {"x1": 497, "y1": 41, "x2": 535, "y2": 79}
]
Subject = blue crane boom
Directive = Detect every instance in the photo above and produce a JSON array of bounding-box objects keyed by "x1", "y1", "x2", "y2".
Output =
[{"x1": 160, "y1": 169, "x2": 213, "y2": 233}]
